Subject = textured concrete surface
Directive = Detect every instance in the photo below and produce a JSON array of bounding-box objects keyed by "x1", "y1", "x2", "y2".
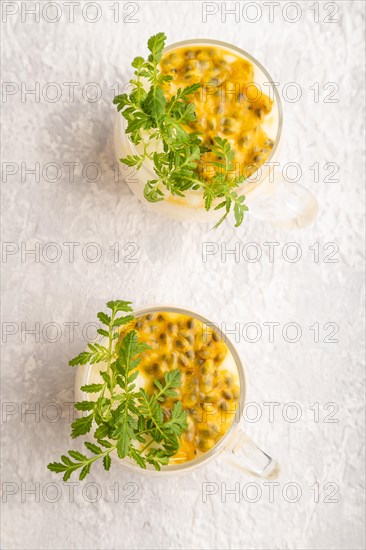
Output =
[{"x1": 1, "y1": 1, "x2": 365, "y2": 549}]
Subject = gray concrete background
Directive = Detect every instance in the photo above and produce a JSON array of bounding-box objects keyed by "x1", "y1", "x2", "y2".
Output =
[{"x1": 1, "y1": 1, "x2": 365, "y2": 549}]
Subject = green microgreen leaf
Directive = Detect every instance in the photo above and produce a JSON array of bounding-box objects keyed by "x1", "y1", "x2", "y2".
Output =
[
  {"x1": 103, "y1": 454, "x2": 112, "y2": 471},
  {"x1": 80, "y1": 383, "x2": 104, "y2": 393},
  {"x1": 74, "y1": 401, "x2": 95, "y2": 411},
  {"x1": 71, "y1": 414, "x2": 94, "y2": 438}
]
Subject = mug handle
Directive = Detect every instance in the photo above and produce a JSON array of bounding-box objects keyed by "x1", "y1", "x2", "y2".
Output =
[
  {"x1": 224, "y1": 429, "x2": 280, "y2": 479},
  {"x1": 245, "y1": 170, "x2": 319, "y2": 229}
]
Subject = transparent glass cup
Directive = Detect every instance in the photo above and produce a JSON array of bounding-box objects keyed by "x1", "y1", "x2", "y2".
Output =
[
  {"x1": 75, "y1": 305, "x2": 279, "y2": 478},
  {"x1": 115, "y1": 39, "x2": 318, "y2": 228}
]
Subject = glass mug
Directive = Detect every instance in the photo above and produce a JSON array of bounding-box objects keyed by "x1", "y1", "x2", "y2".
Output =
[
  {"x1": 115, "y1": 39, "x2": 318, "y2": 228},
  {"x1": 75, "y1": 305, "x2": 279, "y2": 478}
]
